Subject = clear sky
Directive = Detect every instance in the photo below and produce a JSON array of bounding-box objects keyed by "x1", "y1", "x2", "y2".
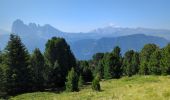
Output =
[{"x1": 0, "y1": 0, "x2": 170, "y2": 32}]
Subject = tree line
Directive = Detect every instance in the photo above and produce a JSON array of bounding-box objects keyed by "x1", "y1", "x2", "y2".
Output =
[{"x1": 1, "y1": 34, "x2": 170, "y2": 97}]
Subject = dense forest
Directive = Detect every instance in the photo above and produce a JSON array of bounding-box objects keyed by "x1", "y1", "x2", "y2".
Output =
[{"x1": 1, "y1": 34, "x2": 170, "y2": 98}]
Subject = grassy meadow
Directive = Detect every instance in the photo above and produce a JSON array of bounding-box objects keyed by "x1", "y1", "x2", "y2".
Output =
[{"x1": 10, "y1": 75, "x2": 170, "y2": 100}]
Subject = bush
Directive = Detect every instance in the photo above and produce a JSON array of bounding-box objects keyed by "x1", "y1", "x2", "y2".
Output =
[
  {"x1": 92, "y1": 74, "x2": 101, "y2": 91},
  {"x1": 65, "y1": 68, "x2": 79, "y2": 92}
]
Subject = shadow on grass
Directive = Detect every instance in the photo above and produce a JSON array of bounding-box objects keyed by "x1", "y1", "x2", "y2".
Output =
[
  {"x1": 99, "y1": 89, "x2": 104, "y2": 92},
  {"x1": 5, "y1": 81, "x2": 104, "y2": 99},
  {"x1": 4, "y1": 87, "x2": 66, "y2": 99}
]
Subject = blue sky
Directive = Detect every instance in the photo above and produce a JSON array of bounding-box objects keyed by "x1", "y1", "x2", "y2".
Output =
[{"x1": 0, "y1": 0, "x2": 170, "y2": 32}]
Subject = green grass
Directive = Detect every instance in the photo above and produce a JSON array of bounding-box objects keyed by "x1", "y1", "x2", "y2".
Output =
[{"x1": 10, "y1": 75, "x2": 170, "y2": 100}]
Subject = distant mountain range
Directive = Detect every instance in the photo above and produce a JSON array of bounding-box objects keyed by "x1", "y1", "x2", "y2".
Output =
[
  {"x1": 70, "y1": 34, "x2": 168, "y2": 59},
  {"x1": 0, "y1": 19, "x2": 170, "y2": 60},
  {"x1": 90, "y1": 26, "x2": 170, "y2": 40}
]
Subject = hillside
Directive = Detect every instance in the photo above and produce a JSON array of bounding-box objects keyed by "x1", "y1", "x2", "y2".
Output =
[
  {"x1": 70, "y1": 34, "x2": 168, "y2": 59},
  {"x1": 10, "y1": 76, "x2": 170, "y2": 100}
]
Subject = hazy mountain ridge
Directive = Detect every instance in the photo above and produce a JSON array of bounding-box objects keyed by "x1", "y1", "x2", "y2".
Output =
[
  {"x1": 0, "y1": 19, "x2": 170, "y2": 59},
  {"x1": 89, "y1": 26, "x2": 170, "y2": 40},
  {"x1": 70, "y1": 34, "x2": 169, "y2": 59},
  {"x1": 12, "y1": 19, "x2": 65, "y2": 38}
]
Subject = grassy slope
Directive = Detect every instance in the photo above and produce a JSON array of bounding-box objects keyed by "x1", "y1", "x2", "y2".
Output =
[{"x1": 10, "y1": 76, "x2": 170, "y2": 100}]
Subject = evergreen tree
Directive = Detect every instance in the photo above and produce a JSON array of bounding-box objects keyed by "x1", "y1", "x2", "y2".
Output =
[
  {"x1": 65, "y1": 68, "x2": 79, "y2": 92},
  {"x1": 78, "y1": 75, "x2": 84, "y2": 88},
  {"x1": 91, "y1": 74, "x2": 101, "y2": 91},
  {"x1": 94, "y1": 60, "x2": 104, "y2": 79},
  {"x1": 92, "y1": 53, "x2": 104, "y2": 78},
  {"x1": 148, "y1": 49, "x2": 162, "y2": 75},
  {"x1": 48, "y1": 60, "x2": 62, "y2": 87},
  {"x1": 103, "y1": 54, "x2": 114, "y2": 79},
  {"x1": 111, "y1": 46, "x2": 122, "y2": 78},
  {"x1": 44, "y1": 37, "x2": 76, "y2": 87},
  {"x1": 92, "y1": 53, "x2": 104, "y2": 63},
  {"x1": 0, "y1": 64, "x2": 7, "y2": 97},
  {"x1": 30, "y1": 48, "x2": 46, "y2": 91},
  {"x1": 5, "y1": 34, "x2": 30, "y2": 94},
  {"x1": 78, "y1": 61, "x2": 93, "y2": 82},
  {"x1": 0, "y1": 51, "x2": 7, "y2": 97},
  {"x1": 160, "y1": 44, "x2": 170, "y2": 75},
  {"x1": 131, "y1": 52, "x2": 140, "y2": 75},
  {"x1": 104, "y1": 46, "x2": 122, "y2": 79},
  {"x1": 139, "y1": 44, "x2": 158, "y2": 75},
  {"x1": 123, "y1": 50, "x2": 134, "y2": 76},
  {"x1": 123, "y1": 50, "x2": 139, "y2": 76}
]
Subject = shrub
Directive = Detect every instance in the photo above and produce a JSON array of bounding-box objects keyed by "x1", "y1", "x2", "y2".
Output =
[
  {"x1": 92, "y1": 74, "x2": 101, "y2": 91},
  {"x1": 65, "y1": 68, "x2": 79, "y2": 92}
]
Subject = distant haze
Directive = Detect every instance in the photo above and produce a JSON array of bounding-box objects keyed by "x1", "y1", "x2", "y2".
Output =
[{"x1": 0, "y1": 19, "x2": 169, "y2": 60}]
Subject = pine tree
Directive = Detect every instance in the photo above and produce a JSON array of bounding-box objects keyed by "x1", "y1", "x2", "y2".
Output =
[
  {"x1": 148, "y1": 49, "x2": 162, "y2": 75},
  {"x1": 65, "y1": 68, "x2": 79, "y2": 92},
  {"x1": 123, "y1": 50, "x2": 134, "y2": 76},
  {"x1": 0, "y1": 65, "x2": 6, "y2": 97},
  {"x1": 78, "y1": 61, "x2": 93, "y2": 82},
  {"x1": 111, "y1": 46, "x2": 122, "y2": 78},
  {"x1": 123, "y1": 50, "x2": 139, "y2": 76},
  {"x1": 48, "y1": 60, "x2": 62, "y2": 88},
  {"x1": 44, "y1": 37, "x2": 76, "y2": 87},
  {"x1": 5, "y1": 34, "x2": 30, "y2": 95},
  {"x1": 104, "y1": 46, "x2": 122, "y2": 79},
  {"x1": 94, "y1": 60, "x2": 104, "y2": 79},
  {"x1": 92, "y1": 53, "x2": 104, "y2": 79},
  {"x1": 0, "y1": 51, "x2": 7, "y2": 97},
  {"x1": 139, "y1": 44, "x2": 158, "y2": 75},
  {"x1": 78, "y1": 75, "x2": 84, "y2": 88},
  {"x1": 131, "y1": 52, "x2": 140, "y2": 75},
  {"x1": 103, "y1": 54, "x2": 113, "y2": 79},
  {"x1": 30, "y1": 48, "x2": 46, "y2": 91},
  {"x1": 160, "y1": 44, "x2": 170, "y2": 75}
]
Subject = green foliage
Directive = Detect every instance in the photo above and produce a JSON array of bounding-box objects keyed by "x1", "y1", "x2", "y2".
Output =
[
  {"x1": 111, "y1": 46, "x2": 122, "y2": 78},
  {"x1": 123, "y1": 50, "x2": 139, "y2": 76},
  {"x1": 44, "y1": 37, "x2": 76, "y2": 87},
  {"x1": 92, "y1": 53, "x2": 104, "y2": 78},
  {"x1": 104, "y1": 46, "x2": 122, "y2": 79},
  {"x1": 65, "y1": 68, "x2": 79, "y2": 92},
  {"x1": 139, "y1": 44, "x2": 158, "y2": 75},
  {"x1": 29, "y1": 48, "x2": 46, "y2": 91},
  {"x1": 103, "y1": 53, "x2": 113, "y2": 79},
  {"x1": 0, "y1": 51, "x2": 7, "y2": 97},
  {"x1": 91, "y1": 74, "x2": 101, "y2": 91},
  {"x1": 92, "y1": 53, "x2": 104, "y2": 62},
  {"x1": 78, "y1": 61, "x2": 93, "y2": 82},
  {"x1": 94, "y1": 60, "x2": 104, "y2": 79},
  {"x1": 131, "y1": 52, "x2": 140, "y2": 74},
  {"x1": 5, "y1": 34, "x2": 31, "y2": 95},
  {"x1": 2, "y1": 33, "x2": 170, "y2": 97},
  {"x1": 78, "y1": 75, "x2": 84, "y2": 88},
  {"x1": 48, "y1": 60, "x2": 62, "y2": 87},
  {"x1": 0, "y1": 65, "x2": 7, "y2": 97},
  {"x1": 160, "y1": 44, "x2": 170, "y2": 75},
  {"x1": 148, "y1": 49, "x2": 162, "y2": 75}
]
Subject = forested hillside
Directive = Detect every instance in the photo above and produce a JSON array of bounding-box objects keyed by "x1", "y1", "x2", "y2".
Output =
[{"x1": 1, "y1": 34, "x2": 170, "y2": 99}]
